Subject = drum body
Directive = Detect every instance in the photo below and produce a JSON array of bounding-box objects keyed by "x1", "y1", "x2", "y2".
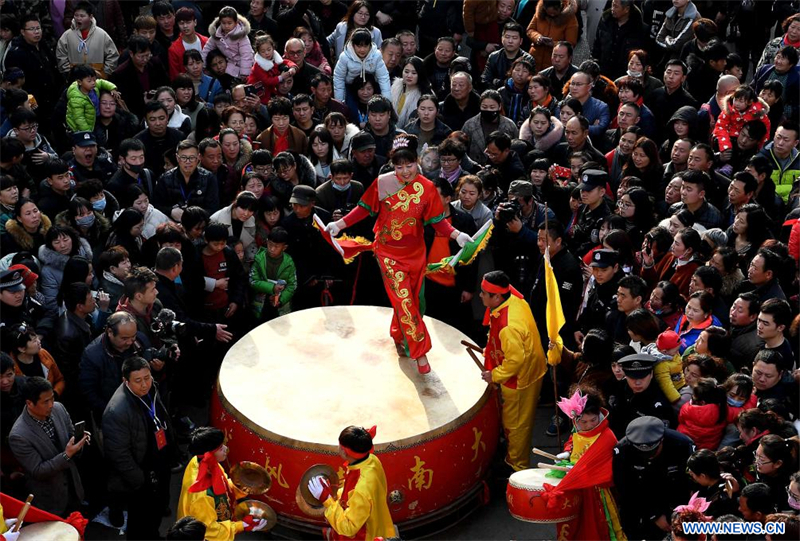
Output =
[
  {"x1": 212, "y1": 306, "x2": 500, "y2": 529},
  {"x1": 506, "y1": 469, "x2": 582, "y2": 523}
]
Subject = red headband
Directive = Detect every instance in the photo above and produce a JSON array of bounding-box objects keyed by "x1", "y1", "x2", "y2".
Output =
[
  {"x1": 481, "y1": 279, "x2": 509, "y2": 295},
  {"x1": 341, "y1": 426, "x2": 377, "y2": 459}
]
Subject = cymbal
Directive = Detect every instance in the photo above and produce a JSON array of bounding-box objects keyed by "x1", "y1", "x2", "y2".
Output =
[
  {"x1": 231, "y1": 461, "x2": 272, "y2": 495},
  {"x1": 233, "y1": 499, "x2": 277, "y2": 532},
  {"x1": 299, "y1": 463, "x2": 338, "y2": 508},
  {"x1": 296, "y1": 485, "x2": 326, "y2": 517}
]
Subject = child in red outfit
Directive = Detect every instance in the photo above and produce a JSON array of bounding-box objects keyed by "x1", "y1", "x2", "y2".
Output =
[
  {"x1": 246, "y1": 33, "x2": 297, "y2": 105},
  {"x1": 678, "y1": 377, "x2": 729, "y2": 450},
  {"x1": 713, "y1": 85, "x2": 771, "y2": 152}
]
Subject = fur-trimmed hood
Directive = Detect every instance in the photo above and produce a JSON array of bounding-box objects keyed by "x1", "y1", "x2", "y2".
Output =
[
  {"x1": 520, "y1": 115, "x2": 564, "y2": 151},
  {"x1": 4, "y1": 214, "x2": 52, "y2": 252},
  {"x1": 37, "y1": 237, "x2": 93, "y2": 270},
  {"x1": 536, "y1": 0, "x2": 578, "y2": 25},
  {"x1": 209, "y1": 14, "x2": 251, "y2": 41},
  {"x1": 55, "y1": 209, "x2": 111, "y2": 233}
]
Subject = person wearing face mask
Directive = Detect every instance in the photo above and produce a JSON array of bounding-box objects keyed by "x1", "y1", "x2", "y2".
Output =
[
  {"x1": 54, "y1": 196, "x2": 111, "y2": 258},
  {"x1": 74, "y1": 178, "x2": 120, "y2": 224},
  {"x1": 107, "y1": 139, "x2": 155, "y2": 201},
  {"x1": 462, "y1": 89, "x2": 520, "y2": 166},
  {"x1": 546, "y1": 389, "x2": 626, "y2": 541},
  {"x1": 612, "y1": 416, "x2": 693, "y2": 540},
  {"x1": 787, "y1": 472, "x2": 800, "y2": 513}
]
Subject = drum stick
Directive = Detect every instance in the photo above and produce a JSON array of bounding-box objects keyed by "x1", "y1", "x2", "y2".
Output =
[
  {"x1": 463, "y1": 346, "x2": 485, "y2": 371},
  {"x1": 11, "y1": 494, "x2": 33, "y2": 532},
  {"x1": 460, "y1": 340, "x2": 483, "y2": 353},
  {"x1": 537, "y1": 462, "x2": 570, "y2": 472},
  {"x1": 532, "y1": 448, "x2": 559, "y2": 461}
]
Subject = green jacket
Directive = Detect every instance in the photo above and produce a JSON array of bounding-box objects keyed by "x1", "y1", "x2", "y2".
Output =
[
  {"x1": 249, "y1": 247, "x2": 297, "y2": 318},
  {"x1": 66, "y1": 79, "x2": 117, "y2": 132}
]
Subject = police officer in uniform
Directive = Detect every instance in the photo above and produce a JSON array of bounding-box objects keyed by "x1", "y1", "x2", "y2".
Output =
[
  {"x1": 569, "y1": 169, "x2": 611, "y2": 256},
  {"x1": 529, "y1": 220, "x2": 583, "y2": 351},
  {"x1": 613, "y1": 416, "x2": 694, "y2": 540},
  {"x1": 608, "y1": 353, "x2": 676, "y2": 438},
  {"x1": 576, "y1": 249, "x2": 621, "y2": 344}
]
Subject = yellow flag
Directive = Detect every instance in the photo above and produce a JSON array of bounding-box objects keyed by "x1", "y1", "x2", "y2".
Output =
[{"x1": 544, "y1": 247, "x2": 565, "y2": 366}]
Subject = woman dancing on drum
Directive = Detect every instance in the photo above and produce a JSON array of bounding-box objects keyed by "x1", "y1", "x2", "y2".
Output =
[
  {"x1": 546, "y1": 388, "x2": 627, "y2": 541},
  {"x1": 177, "y1": 427, "x2": 268, "y2": 540},
  {"x1": 325, "y1": 135, "x2": 473, "y2": 374},
  {"x1": 307, "y1": 425, "x2": 395, "y2": 541}
]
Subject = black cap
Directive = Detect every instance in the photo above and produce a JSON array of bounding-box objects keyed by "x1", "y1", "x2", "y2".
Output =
[
  {"x1": 578, "y1": 169, "x2": 608, "y2": 191},
  {"x1": 508, "y1": 180, "x2": 533, "y2": 197},
  {"x1": 589, "y1": 249, "x2": 619, "y2": 268},
  {"x1": 618, "y1": 353, "x2": 657, "y2": 378},
  {"x1": 626, "y1": 416, "x2": 666, "y2": 452},
  {"x1": 0, "y1": 270, "x2": 25, "y2": 292},
  {"x1": 290, "y1": 185, "x2": 316, "y2": 206},
  {"x1": 351, "y1": 131, "x2": 376, "y2": 152},
  {"x1": 72, "y1": 131, "x2": 97, "y2": 147}
]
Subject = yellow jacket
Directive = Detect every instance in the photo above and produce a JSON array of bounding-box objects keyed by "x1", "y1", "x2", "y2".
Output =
[
  {"x1": 485, "y1": 295, "x2": 546, "y2": 390},
  {"x1": 322, "y1": 454, "x2": 395, "y2": 540},
  {"x1": 177, "y1": 456, "x2": 244, "y2": 541}
]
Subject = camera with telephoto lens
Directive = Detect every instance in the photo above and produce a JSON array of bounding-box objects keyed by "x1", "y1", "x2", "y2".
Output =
[
  {"x1": 147, "y1": 309, "x2": 185, "y2": 363},
  {"x1": 495, "y1": 199, "x2": 522, "y2": 225}
]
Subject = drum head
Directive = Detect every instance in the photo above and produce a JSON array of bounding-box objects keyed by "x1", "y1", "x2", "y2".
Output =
[
  {"x1": 17, "y1": 522, "x2": 79, "y2": 541},
  {"x1": 231, "y1": 461, "x2": 272, "y2": 495},
  {"x1": 217, "y1": 306, "x2": 490, "y2": 449},
  {"x1": 509, "y1": 467, "x2": 563, "y2": 488},
  {"x1": 233, "y1": 500, "x2": 277, "y2": 532}
]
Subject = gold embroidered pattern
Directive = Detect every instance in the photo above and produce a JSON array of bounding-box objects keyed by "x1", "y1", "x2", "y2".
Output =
[
  {"x1": 390, "y1": 182, "x2": 423, "y2": 212},
  {"x1": 377, "y1": 217, "x2": 416, "y2": 244},
  {"x1": 382, "y1": 258, "x2": 424, "y2": 342}
]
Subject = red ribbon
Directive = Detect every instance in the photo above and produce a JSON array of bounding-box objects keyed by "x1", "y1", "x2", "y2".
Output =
[
  {"x1": 341, "y1": 425, "x2": 377, "y2": 459},
  {"x1": 188, "y1": 450, "x2": 229, "y2": 496}
]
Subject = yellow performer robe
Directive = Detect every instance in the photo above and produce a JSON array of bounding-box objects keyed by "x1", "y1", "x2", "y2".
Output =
[
  {"x1": 322, "y1": 454, "x2": 395, "y2": 541},
  {"x1": 177, "y1": 456, "x2": 246, "y2": 541},
  {"x1": 484, "y1": 294, "x2": 547, "y2": 471}
]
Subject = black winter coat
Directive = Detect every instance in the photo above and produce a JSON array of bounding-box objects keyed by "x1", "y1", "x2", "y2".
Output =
[
  {"x1": 152, "y1": 166, "x2": 220, "y2": 218},
  {"x1": 592, "y1": 7, "x2": 647, "y2": 80}
]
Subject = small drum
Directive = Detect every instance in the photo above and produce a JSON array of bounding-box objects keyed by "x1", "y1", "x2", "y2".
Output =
[
  {"x1": 506, "y1": 469, "x2": 582, "y2": 523},
  {"x1": 17, "y1": 521, "x2": 80, "y2": 541}
]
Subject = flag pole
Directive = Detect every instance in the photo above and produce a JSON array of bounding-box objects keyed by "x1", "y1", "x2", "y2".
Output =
[{"x1": 543, "y1": 204, "x2": 562, "y2": 448}]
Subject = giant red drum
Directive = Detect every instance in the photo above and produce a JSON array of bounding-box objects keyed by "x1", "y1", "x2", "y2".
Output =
[
  {"x1": 212, "y1": 306, "x2": 500, "y2": 532},
  {"x1": 506, "y1": 468, "x2": 582, "y2": 523}
]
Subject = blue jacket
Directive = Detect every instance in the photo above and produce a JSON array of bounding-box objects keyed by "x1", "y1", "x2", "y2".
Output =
[
  {"x1": 333, "y1": 42, "x2": 391, "y2": 102},
  {"x1": 581, "y1": 96, "x2": 611, "y2": 139}
]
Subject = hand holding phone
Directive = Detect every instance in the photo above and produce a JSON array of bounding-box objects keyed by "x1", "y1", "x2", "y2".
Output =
[{"x1": 74, "y1": 420, "x2": 85, "y2": 442}]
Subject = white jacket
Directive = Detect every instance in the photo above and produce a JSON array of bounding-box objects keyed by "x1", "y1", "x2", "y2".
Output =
[
  {"x1": 326, "y1": 22, "x2": 382, "y2": 60},
  {"x1": 390, "y1": 77, "x2": 422, "y2": 130},
  {"x1": 332, "y1": 41, "x2": 391, "y2": 102},
  {"x1": 210, "y1": 204, "x2": 257, "y2": 267}
]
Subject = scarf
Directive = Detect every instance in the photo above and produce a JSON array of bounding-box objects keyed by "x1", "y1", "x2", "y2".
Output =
[
  {"x1": 255, "y1": 51, "x2": 282, "y2": 72},
  {"x1": 441, "y1": 166, "x2": 462, "y2": 186},
  {"x1": 188, "y1": 451, "x2": 228, "y2": 495}
]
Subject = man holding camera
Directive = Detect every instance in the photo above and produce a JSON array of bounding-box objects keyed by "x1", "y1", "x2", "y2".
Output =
[{"x1": 492, "y1": 180, "x2": 555, "y2": 293}]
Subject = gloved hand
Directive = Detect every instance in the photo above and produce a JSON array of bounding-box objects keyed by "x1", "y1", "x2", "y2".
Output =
[
  {"x1": 242, "y1": 516, "x2": 268, "y2": 532},
  {"x1": 556, "y1": 451, "x2": 570, "y2": 460},
  {"x1": 308, "y1": 475, "x2": 332, "y2": 502},
  {"x1": 325, "y1": 219, "x2": 346, "y2": 237},
  {"x1": 455, "y1": 231, "x2": 472, "y2": 247},
  {"x1": 1, "y1": 520, "x2": 19, "y2": 541}
]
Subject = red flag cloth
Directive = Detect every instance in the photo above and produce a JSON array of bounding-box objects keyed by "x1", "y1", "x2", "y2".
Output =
[
  {"x1": 541, "y1": 417, "x2": 619, "y2": 541},
  {"x1": 188, "y1": 452, "x2": 228, "y2": 496},
  {"x1": 313, "y1": 214, "x2": 373, "y2": 264},
  {"x1": 0, "y1": 493, "x2": 87, "y2": 539}
]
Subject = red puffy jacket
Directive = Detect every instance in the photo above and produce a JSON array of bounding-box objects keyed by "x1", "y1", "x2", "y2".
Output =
[{"x1": 678, "y1": 401, "x2": 726, "y2": 450}]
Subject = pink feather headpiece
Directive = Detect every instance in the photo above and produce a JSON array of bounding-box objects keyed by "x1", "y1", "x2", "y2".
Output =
[
  {"x1": 674, "y1": 492, "x2": 711, "y2": 515},
  {"x1": 557, "y1": 390, "x2": 588, "y2": 420}
]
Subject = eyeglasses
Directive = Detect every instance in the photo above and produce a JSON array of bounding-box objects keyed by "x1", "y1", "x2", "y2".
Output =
[
  {"x1": 617, "y1": 200, "x2": 633, "y2": 209},
  {"x1": 18, "y1": 124, "x2": 38, "y2": 132},
  {"x1": 177, "y1": 155, "x2": 198, "y2": 162},
  {"x1": 787, "y1": 486, "x2": 800, "y2": 500},
  {"x1": 23, "y1": 27, "x2": 42, "y2": 33},
  {"x1": 440, "y1": 157, "x2": 458, "y2": 164},
  {"x1": 285, "y1": 49, "x2": 303, "y2": 56},
  {"x1": 752, "y1": 451, "x2": 773, "y2": 466}
]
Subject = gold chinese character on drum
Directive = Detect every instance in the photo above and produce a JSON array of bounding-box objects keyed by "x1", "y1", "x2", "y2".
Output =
[{"x1": 211, "y1": 306, "x2": 501, "y2": 534}]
